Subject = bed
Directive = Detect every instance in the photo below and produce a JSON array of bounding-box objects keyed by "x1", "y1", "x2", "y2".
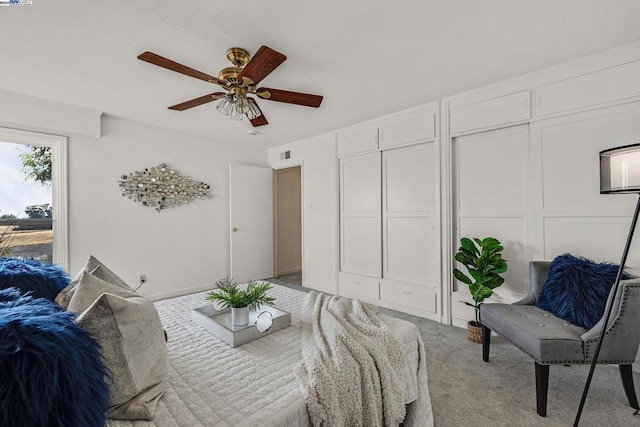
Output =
[{"x1": 107, "y1": 283, "x2": 432, "y2": 427}]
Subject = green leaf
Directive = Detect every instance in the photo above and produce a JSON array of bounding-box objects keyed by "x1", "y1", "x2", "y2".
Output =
[
  {"x1": 453, "y1": 268, "x2": 472, "y2": 285},
  {"x1": 468, "y1": 268, "x2": 483, "y2": 283},
  {"x1": 460, "y1": 238, "x2": 479, "y2": 255},
  {"x1": 473, "y1": 286, "x2": 493, "y2": 304}
]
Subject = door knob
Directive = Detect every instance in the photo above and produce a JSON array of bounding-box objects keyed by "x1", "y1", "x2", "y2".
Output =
[{"x1": 232, "y1": 227, "x2": 238, "y2": 232}]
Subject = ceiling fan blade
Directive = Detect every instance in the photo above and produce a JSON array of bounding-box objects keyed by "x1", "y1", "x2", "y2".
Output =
[
  {"x1": 168, "y1": 92, "x2": 226, "y2": 111},
  {"x1": 257, "y1": 88, "x2": 323, "y2": 108},
  {"x1": 238, "y1": 46, "x2": 286, "y2": 85},
  {"x1": 248, "y1": 100, "x2": 269, "y2": 127},
  {"x1": 138, "y1": 51, "x2": 224, "y2": 85}
]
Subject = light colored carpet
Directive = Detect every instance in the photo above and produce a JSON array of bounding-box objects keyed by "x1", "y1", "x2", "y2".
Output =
[{"x1": 271, "y1": 282, "x2": 640, "y2": 426}]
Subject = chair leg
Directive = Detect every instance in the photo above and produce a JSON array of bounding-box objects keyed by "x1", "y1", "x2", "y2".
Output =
[
  {"x1": 535, "y1": 362, "x2": 549, "y2": 417},
  {"x1": 482, "y1": 324, "x2": 491, "y2": 362},
  {"x1": 619, "y1": 364, "x2": 640, "y2": 410}
]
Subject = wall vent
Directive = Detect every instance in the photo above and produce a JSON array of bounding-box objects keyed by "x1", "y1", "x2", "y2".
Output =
[{"x1": 279, "y1": 150, "x2": 291, "y2": 160}]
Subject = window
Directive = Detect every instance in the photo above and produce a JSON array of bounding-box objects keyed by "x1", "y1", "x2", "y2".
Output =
[{"x1": 0, "y1": 127, "x2": 68, "y2": 269}]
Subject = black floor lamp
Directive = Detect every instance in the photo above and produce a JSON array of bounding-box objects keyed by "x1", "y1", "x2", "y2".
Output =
[{"x1": 574, "y1": 143, "x2": 640, "y2": 426}]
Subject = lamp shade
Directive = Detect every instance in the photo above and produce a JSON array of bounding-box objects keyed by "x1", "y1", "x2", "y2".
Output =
[{"x1": 600, "y1": 143, "x2": 640, "y2": 194}]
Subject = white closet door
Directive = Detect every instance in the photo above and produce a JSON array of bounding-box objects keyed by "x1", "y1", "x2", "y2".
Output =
[
  {"x1": 453, "y1": 125, "x2": 530, "y2": 300},
  {"x1": 339, "y1": 152, "x2": 381, "y2": 277},
  {"x1": 382, "y1": 143, "x2": 436, "y2": 285}
]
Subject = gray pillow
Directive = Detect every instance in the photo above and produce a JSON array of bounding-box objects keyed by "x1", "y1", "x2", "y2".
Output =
[
  {"x1": 67, "y1": 270, "x2": 138, "y2": 314},
  {"x1": 55, "y1": 255, "x2": 132, "y2": 309},
  {"x1": 61, "y1": 259, "x2": 168, "y2": 420},
  {"x1": 76, "y1": 291, "x2": 168, "y2": 420}
]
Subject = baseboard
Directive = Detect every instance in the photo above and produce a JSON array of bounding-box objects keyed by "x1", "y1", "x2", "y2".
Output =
[{"x1": 147, "y1": 283, "x2": 214, "y2": 302}]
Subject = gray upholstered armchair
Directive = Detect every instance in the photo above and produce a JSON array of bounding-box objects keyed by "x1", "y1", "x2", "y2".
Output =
[{"x1": 480, "y1": 261, "x2": 640, "y2": 416}]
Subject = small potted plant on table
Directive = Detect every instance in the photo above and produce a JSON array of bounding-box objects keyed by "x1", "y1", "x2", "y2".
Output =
[
  {"x1": 206, "y1": 278, "x2": 275, "y2": 326},
  {"x1": 453, "y1": 237, "x2": 508, "y2": 343}
]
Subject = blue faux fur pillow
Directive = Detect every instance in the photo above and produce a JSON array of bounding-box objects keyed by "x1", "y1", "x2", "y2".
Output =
[
  {"x1": 0, "y1": 288, "x2": 110, "y2": 427},
  {"x1": 536, "y1": 253, "x2": 628, "y2": 329},
  {"x1": 0, "y1": 257, "x2": 70, "y2": 301}
]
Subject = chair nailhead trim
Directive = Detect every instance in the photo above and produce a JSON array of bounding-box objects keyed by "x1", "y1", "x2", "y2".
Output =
[{"x1": 483, "y1": 284, "x2": 640, "y2": 365}]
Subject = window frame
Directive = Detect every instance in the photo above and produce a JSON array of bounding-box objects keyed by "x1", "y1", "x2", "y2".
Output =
[{"x1": 0, "y1": 127, "x2": 68, "y2": 269}]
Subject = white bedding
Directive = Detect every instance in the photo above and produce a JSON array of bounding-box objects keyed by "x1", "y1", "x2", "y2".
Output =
[{"x1": 108, "y1": 284, "x2": 431, "y2": 427}]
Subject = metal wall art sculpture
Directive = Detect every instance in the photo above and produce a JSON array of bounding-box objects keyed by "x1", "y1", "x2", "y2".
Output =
[{"x1": 118, "y1": 163, "x2": 212, "y2": 212}]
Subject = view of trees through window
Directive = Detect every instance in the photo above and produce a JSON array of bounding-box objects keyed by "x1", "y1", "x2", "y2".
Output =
[{"x1": 0, "y1": 141, "x2": 53, "y2": 262}]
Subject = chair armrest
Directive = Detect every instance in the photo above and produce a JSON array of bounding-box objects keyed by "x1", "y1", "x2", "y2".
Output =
[{"x1": 581, "y1": 279, "x2": 640, "y2": 363}]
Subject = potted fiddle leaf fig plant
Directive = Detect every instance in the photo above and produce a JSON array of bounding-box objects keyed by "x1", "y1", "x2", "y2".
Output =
[
  {"x1": 206, "y1": 277, "x2": 275, "y2": 326},
  {"x1": 453, "y1": 237, "x2": 508, "y2": 343}
]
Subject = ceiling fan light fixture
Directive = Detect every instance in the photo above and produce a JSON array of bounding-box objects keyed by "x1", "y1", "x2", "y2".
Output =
[
  {"x1": 215, "y1": 95, "x2": 234, "y2": 117},
  {"x1": 234, "y1": 93, "x2": 250, "y2": 114},
  {"x1": 246, "y1": 98, "x2": 261, "y2": 120},
  {"x1": 229, "y1": 105, "x2": 244, "y2": 121}
]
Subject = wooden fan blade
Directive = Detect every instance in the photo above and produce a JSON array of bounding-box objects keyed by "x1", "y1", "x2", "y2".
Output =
[
  {"x1": 237, "y1": 46, "x2": 286, "y2": 85},
  {"x1": 168, "y1": 92, "x2": 226, "y2": 111},
  {"x1": 248, "y1": 100, "x2": 269, "y2": 127},
  {"x1": 138, "y1": 51, "x2": 223, "y2": 85},
  {"x1": 257, "y1": 88, "x2": 323, "y2": 108}
]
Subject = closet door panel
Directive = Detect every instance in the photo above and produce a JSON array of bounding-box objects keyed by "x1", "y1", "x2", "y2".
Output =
[
  {"x1": 453, "y1": 125, "x2": 529, "y2": 311},
  {"x1": 385, "y1": 217, "x2": 431, "y2": 284},
  {"x1": 341, "y1": 217, "x2": 382, "y2": 277},
  {"x1": 341, "y1": 154, "x2": 380, "y2": 213},
  {"x1": 339, "y1": 152, "x2": 381, "y2": 277},
  {"x1": 456, "y1": 126, "x2": 526, "y2": 214},
  {"x1": 385, "y1": 144, "x2": 434, "y2": 213},
  {"x1": 383, "y1": 144, "x2": 436, "y2": 286}
]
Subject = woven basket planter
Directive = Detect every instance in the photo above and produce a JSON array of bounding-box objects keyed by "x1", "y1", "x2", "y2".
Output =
[{"x1": 467, "y1": 321, "x2": 483, "y2": 344}]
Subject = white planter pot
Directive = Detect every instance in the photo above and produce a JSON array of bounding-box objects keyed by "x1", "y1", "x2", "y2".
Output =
[{"x1": 231, "y1": 306, "x2": 250, "y2": 326}]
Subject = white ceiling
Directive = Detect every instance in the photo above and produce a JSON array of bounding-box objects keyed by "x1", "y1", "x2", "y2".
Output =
[{"x1": 2, "y1": 1, "x2": 640, "y2": 148}]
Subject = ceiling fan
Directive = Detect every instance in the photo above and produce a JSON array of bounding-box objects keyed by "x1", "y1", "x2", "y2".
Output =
[{"x1": 137, "y1": 45, "x2": 323, "y2": 127}]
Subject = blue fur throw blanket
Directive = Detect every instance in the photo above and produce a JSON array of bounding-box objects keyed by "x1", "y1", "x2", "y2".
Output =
[
  {"x1": 0, "y1": 288, "x2": 110, "y2": 427},
  {"x1": 536, "y1": 253, "x2": 629, "y2": 329},
  {"x1": 0, "y1": 257, "x2": 70, "y2": 301}
]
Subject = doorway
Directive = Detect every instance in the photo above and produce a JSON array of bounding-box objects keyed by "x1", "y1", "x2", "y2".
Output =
[{"x1": 273, "y1": 166, "x2": 302, "y2": 286}]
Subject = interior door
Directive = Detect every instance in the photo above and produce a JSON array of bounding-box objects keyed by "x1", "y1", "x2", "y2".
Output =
[{"x1": 229, "y1": 164, "x2": 273, "y2": 283}]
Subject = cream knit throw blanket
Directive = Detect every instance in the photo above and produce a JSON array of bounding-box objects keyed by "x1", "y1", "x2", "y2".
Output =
[{"x1": 295, "y1": 292, "x2": 407, "y2": 427}]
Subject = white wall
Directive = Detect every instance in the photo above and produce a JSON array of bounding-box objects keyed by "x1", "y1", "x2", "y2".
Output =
[
  {"x1": 0, "y1": 93, "x2": 268, "y2": 300},
  {"x1": 269, "y1": 134, "x2": 338, "y2": 294},
  {"x1": 69, "y1": 116, "x2": 267, "y2": 300}
]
